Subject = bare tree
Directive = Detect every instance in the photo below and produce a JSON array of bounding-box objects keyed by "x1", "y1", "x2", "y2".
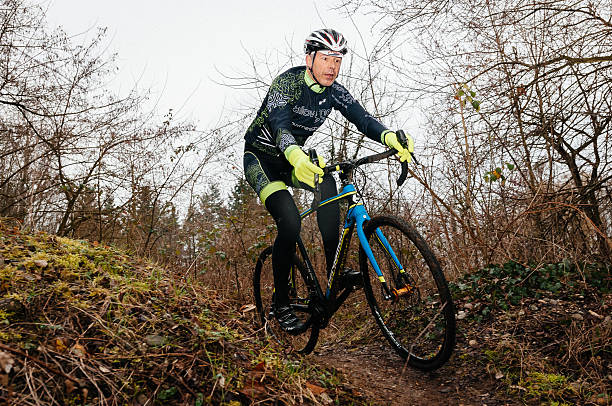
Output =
[
  {"x1": 338, "y1": 0, "x2": 612, "y2": 265},
  {"x1": 0, "y1": 0, "x2": 231, "y2": 268}
]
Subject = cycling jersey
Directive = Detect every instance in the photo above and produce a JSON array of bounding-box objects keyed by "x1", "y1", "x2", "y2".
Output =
[{"x1": 244, "y1": 66, "x2": 387, "y2": 156}]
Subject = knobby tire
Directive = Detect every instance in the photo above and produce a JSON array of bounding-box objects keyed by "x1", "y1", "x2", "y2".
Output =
[
  {"x1": 360, "y1": 215, "x2": 456, "y2": 371},
  {"x1": 253, "y1": 246, "x2": 319, "y2": 354}
]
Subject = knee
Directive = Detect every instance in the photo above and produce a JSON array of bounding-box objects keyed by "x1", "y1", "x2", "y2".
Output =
[
  {"x1": 320, "y1": 174, "x2": 338, "y2": 199},
  {"x1": 276, "y1": 212, "x2": 301, "y2": 238},
  {"x1": 265, "y1": 190, "x2": 301, "y2": 240}
]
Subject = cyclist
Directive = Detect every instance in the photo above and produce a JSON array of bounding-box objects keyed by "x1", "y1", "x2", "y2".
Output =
[{"x1": 243, "y1": 28, "x2": 414, "y2": 334}]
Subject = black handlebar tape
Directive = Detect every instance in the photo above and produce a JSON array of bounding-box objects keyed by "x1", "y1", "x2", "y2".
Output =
[{"x1": 397, "y1": 161, "x2": 408, "y2": 186}]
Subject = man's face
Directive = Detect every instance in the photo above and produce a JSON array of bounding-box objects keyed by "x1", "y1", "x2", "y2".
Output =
[{"x1": 306, "y1": 52, "x2": 342, "y2": 87}]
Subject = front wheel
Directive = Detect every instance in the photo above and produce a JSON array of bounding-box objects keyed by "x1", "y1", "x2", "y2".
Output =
[
  {"x1": 359, "y1": 215, "x2": 456, "y2": 371},
  {"x1": 253, "y1": 246, "x2": 319, "y2": 354}
]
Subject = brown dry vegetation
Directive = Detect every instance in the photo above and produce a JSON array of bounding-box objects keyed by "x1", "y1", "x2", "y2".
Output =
[
  {"x1": 0, "y1": 219, "x2": 368, "y2": 405},
  {"x1": 1, "y1": 0, "x2": 611, "y2": 404}
]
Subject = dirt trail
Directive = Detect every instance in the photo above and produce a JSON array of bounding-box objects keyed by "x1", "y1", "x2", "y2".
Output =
[{"x1": 312, "y1": 342, "x2": 520, "y2": 406}]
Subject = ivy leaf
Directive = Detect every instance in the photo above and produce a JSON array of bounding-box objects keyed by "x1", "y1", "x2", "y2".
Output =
[{"x1": 472, "y1": 100, "x2": 481, "y2": 111}]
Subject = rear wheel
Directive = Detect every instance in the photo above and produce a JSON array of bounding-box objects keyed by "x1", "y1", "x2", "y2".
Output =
[
  {"x1": 360, "y1": 215, "x2": 455, "y2": 371},
  {"x1": 253, "y1": 246, "x2": 319, "y2": 354}
]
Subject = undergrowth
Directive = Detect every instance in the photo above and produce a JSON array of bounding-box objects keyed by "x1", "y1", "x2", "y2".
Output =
[
  {"x1": 450, "y1": 260, "x2": 611, "y2": 405},
  {"x1": 0, "y1": 221, "x2": 363, "y2": 405}
]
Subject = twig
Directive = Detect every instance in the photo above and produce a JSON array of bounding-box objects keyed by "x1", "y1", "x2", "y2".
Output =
[{"x1": 0, "y1": 342, "x2": 81, "y2": 384}]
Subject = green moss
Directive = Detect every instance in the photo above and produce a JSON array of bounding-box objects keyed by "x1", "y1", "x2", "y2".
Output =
[
  {"x1": 0, "y1": 309, "x2": 12, "y2": 322},
  {"x1": 521, "y1": 372, "x2": 569, "y2": 399}
]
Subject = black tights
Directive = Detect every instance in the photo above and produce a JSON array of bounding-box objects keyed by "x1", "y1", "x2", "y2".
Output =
[{"x1": 264, "y1": 175, "x2": 339, "y2": 306}]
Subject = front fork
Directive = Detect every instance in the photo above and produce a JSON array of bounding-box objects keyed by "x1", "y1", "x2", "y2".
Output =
[{"x1": 352, "y1": 206, "x2": 409, "y2": 301}]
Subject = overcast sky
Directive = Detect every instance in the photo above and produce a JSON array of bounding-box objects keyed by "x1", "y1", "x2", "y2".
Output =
[{"x1": 43, "y1": 0, "x2": 380, "y2": 128}]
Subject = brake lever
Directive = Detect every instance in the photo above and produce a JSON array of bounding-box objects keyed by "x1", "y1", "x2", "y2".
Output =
[
  {"x1": 394, "y1": 130, "x2": 419, "y2": 185},
  {"x1": 308, "y1": 149, "x2": 321, "y2": 209}
]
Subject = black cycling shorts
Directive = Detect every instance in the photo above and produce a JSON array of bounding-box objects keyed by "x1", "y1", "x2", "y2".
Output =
[{"x1": 243, "y1": 145, "x2": 302, "y2": 205}]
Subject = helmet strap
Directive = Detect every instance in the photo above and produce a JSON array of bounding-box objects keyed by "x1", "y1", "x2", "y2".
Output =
[{"x1": 306, "y1": 51, "x2": 327, "y2": 89}]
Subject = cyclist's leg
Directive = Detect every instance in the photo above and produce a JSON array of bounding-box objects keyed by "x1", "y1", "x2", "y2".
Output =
[
  {"x1": 291, "y1": 172, "x2": 340, "y2": 275},
  {"x1": 265, "y1": 192, "x2": 307, "y2": 333},
  {"x1": 264, "y1": 190, "x2": 301, "y2": 308},
  {"x1": 243, "y1": 148, "x2": 304, "y2": 333},
  {"x1": 318, "y1": 175, "x2": 340, "y2": 275}
]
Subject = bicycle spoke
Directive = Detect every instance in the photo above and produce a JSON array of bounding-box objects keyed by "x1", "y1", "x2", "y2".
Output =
[
  {"x1": 253, "y1": 247, "x2": 319, "y2": 354},
  {"x1": 360, "y1": 215, "x2": 455, "y2": 371}
]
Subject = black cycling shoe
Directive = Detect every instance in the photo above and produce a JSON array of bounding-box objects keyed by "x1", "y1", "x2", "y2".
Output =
[
  {"x1": 274, "y1": 305, "x2": 305, "y2": 335},
  {"x1": 339, "y1": 268, "x2": 363, "y2": 289}
]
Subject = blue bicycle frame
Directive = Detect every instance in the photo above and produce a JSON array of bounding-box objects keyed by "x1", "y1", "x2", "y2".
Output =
[{"x1": 297, "y1": 182, "x2": 404, "y2": 305}]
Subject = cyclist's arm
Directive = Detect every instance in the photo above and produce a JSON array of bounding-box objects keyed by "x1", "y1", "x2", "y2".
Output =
[
  {"x1": 265, "y1": 72, "x2": 302, "y2": 155},
  {"x1": 330, "y1": 82, "x2": 388, "y2": 143}
]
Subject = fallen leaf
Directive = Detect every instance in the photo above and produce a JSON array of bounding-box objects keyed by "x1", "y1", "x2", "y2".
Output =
[
  {"x1": 240, "y1": 304, "x2": 256, "y2": 313},
  {"x1": 55, "y1": 338, "x2": 68, "y2": 353},
  {"x1": 0, "y1": 351, "x2": 14, "y2": 373},
  {"x1": 135, "y1": 393, "x2": 149, "y2": 405},
  {"x1": 215, "y1": 373, "x2": 225, "y2": 388},
  {"x1": 34, "y1": 259, "x2": 48, "y2": 268},
  {"x1": 144, "y1": 334, "x2": 166, "y2": 347},
  {"x1": 588, "y1": 310, "x2": 603, "y2": 319},
  {"x1": 252, "y1": 361, "x2": 266, "y2": 371},
  {"x1": 239, "y1": 380, "x2": 267, "y2": 399},
  {"x1": 65, "y1": 378, "x2": 76, "y2": 394},
  {"x1": 71, "y1": 343, "x2": 87, "y2": 358},
  {"x1": 320, "y1": 392, "x2": 333, "y2": 405},
  {"x1": 306, "y1": 382, "x2": 326, "y2": 395}
]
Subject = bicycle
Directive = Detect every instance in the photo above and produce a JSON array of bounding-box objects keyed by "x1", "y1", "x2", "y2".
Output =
[{"x1": 253, "y1": 131, "x2": 456, "y2": 371}]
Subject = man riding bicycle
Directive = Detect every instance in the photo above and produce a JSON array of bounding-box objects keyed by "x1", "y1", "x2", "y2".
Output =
[{"x1": 243, "y1": 28, "x2": 414, "y2": 334}]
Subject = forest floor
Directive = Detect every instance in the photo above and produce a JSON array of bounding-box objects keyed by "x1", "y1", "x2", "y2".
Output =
[
  {"x1": 306, "y1": 261, "x2": 611, "y2": 406},
  {"x1": 0, "y1": 221, "x2": 609, "y2": 405}
]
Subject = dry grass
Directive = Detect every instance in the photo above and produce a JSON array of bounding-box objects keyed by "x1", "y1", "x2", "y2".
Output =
[{"x1": 0, "y1": 220, "x2": 366, "y2": 405}]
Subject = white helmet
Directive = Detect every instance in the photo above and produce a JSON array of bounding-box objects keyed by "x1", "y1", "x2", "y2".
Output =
[{"x1": 304, "y1": 28, "x2": 348, "y2": 57}]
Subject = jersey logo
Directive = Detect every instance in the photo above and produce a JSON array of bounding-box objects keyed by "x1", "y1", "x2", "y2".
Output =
[{"x1": 319, "y1": 98, "x2": 327, "y2": 105}]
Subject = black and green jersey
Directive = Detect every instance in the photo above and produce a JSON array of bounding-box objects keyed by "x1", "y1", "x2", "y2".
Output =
[{"x1": 244, "y1": 66, "x2": 387, "y2": 156}]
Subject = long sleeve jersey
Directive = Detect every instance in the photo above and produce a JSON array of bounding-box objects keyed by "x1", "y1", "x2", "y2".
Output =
[{"x1": 244, "y1": 66, "x2": 387, "y2": 156}]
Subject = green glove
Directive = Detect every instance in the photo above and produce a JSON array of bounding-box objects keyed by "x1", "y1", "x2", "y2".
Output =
[
  {"x1": 285, "y1": 146, "x2": 324, "y2": 188},
  {"x1": 382, "y1": 130, "x2": 415, "y2": 163}
]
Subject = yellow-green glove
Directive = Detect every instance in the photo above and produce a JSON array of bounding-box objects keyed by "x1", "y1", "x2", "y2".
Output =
[
  {"x1": 285, "y1": 146, "x2": 324, "y2": 188},
  {"x1": 382, "y1": 130, "x2": 414, "y2": 163}
]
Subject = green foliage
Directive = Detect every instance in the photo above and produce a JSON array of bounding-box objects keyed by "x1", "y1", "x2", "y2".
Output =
[
  {"x1": 583, "y1": 263, "x2": 611, "y2": 293},
  {"x1": 450, "y1": 260, "x2": 578, "y2": 318},
  {"x1": 229, "y1": 178, "x2": 258, "y2": 214},
  {"x1": 157, "y1": 386, "x2": 178, "y2": 402},
  {"x1": 484, "y1": 162, "x2": 515, "y2": 184},
  {"x1": 454, "y1": 83, "x2": 481, "y2": 111}
]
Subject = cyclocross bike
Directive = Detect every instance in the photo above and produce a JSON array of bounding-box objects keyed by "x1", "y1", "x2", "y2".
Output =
[{"x1": 253, "y1": 131, "x2": 456, "y2": 371}]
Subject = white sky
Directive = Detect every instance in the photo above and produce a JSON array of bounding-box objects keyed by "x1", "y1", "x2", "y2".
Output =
[{"x1": 43, "y1": 0, "x2": 381, "y2": 128}]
